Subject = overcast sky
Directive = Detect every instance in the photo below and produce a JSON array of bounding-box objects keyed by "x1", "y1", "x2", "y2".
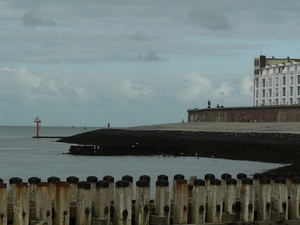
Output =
[{"x1": 1, "y1": 0, "x2": 300, "y2": 127}]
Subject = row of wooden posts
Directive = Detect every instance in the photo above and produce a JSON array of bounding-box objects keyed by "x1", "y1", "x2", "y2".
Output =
[{"x1": 0, "y1": 172, "x2": 300, "y2": 225}]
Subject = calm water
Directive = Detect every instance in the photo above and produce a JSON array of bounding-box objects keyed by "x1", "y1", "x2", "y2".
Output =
[{"x1": 0, "y1": 126, "x2": 284, "y2": 190}]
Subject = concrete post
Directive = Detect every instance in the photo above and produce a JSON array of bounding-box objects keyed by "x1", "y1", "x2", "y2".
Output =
[
  {"x1": 240, "y1": 178, "x2": 254, "y2": 222},
  {"x1": 221, "y1": 173, "x2": 231, "y2": 201},
  {"x1": 95, "y1": 180, "x2": 110, "y2": 225},
  {"x1": 224, "y1": 178, "x2": 237, "y2": 214},
  {"x1": 172, "y1": 174, "x2": 184, "y2": 198},
  {"x1": 290, "y1": 177, "x2": 300, "y2": 220},
  {"x1": 191, "y1": 179, "x2": 206, "y2": 224},
  {"x1": 35, "y1": 182, "x2": 52, "y2": 225},
  {"x1": 66, "y1": 176, "x2": 79, "y2": 203},
  {"x1": 173, "y1": 179, "x2": 188, "y2": 224},
  {"x1": 207, "y1": 179, "x2": 222, "y2": 223},
  {"x1": 86, "y1": 176, "x2": 98, "y2": 200},
  {"x1": 253, "y1": 173, "x2": 264, "y2": 201},
  {"x1": 155, "y1": 179, "x2": 170, "y2": 225},
  {"x1": 0, "y1": 183, "x2": 7, "y2": 225},
  {"x1": 273, "y1": 177, "x2": 288, "y2": 220},
  {"x1": 257, "y1": 177, "x2": 271, "y2": 221},
  {"x1": 54, "y1": 182, "x2": 70, "y2": 225},
  {"x1": 188, "y1": 175, "x2": 196, "y2": 198},
  {"x1": 47, "y1": 176, "x2": 60, "y2": 203},
  {"x1": 135, "y1": 179, "x2": 150, "y2": 225},
  {"x1": 114, "y1": 180, "x2": 132, "y2": 225},
  {"x1": 13, "y1": 182, "x2": 29, "y2": 225},
  {"x1": 8, "y1": 177, "x2": 22, "y2": 203},
  {"x1": 76, "y1": 181, "x2": 92, "y2": 225},
  {"x1": 236, "y1": 173, "x2": 247, "y2": 198},
  {"x1": 103, "y1": 175, "x2": 114, "y2": 202},
  {"x1": 28, "y1": 177, "x2": 41, "y2": 203},
  {"x1": 122, "y1": 175, "x2": 133, "y2": 200}
]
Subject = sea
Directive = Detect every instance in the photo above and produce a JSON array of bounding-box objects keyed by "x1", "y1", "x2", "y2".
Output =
[{"x1": 0, "y1": 126, "x2": 284, "y2": 195}]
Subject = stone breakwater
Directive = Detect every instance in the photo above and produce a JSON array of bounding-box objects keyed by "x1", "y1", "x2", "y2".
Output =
[{"x1": 58, "y1": 128, "x2": 300, "y2": 176}]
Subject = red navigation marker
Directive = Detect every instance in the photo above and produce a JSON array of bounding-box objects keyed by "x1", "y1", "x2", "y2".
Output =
[{"x1": 34, "y1": 116, "x2": 41, "y2": 137}]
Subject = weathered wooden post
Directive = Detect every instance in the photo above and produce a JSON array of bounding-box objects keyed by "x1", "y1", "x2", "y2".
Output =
[
  {"x1": 265, "y1": 172, "x2": 277, "y2": 201},
  {"x1": 173, "y1": 174, "x2": 184, "y2": 198},
  {"x1": 273, "y1": 177, "x2": 288, "y2": 221},
  {"x1": 54, "y1": 182, "x2": 70, "y2": 225},
  {"x1": 204, "y1": 173, "x2": 215, "y2": 200},
  {"x1": 253, "y1": 173, "x2": 264, "y2": 201},
  {"x1": 155, "y1": 179, "x2": 170, "y2": 225},
  {"x1": 114, "y1": 180, "x2": 132, "y2": 225},
  {"x1": 135, "y1": 179, "x2": 150, "y2": 225},
  {"x1": 122, "y1": 175, "x2": 134, "y2": 200},
  {"x1": 188, "y1": 175, "x2": 196, "y2": 198},
  {"x1": 240, "y1": 178, "x2": 254, "y2": 222},
  {"x1": 103, "y1": 175, "x2": 114, "y2": 202},
  {"x1": 191, "y1": 179, "x2": 206, "y2": 224},
  {"x1": 139, "y1": 175, "x2": 150, "y2": 182},
  {"x1": 76, "y1": 181, "x2": 92, "y2": 225},
  {"x1": 28, "y1": 177, "x2": 41, "y2": 203},
  {"x1": 157, "y1": 174, "x2": 168, "y2": 181},
  {"x1": 257, "y1": 177, "x2": 271, "y2": 221},
  {"x1": 173, "y1": 179, "x2": 188, "y2": 224},
  {"x1": 94, "y1": 180, "x2": 110, "y2": 225},
  {"x1": 13, "y1": 182, "x2": 29, "y2": 225},
  {"x1": 290, "y1": 177, "x2": 300, "y2": 220},
  {"x1": 47, "y1": 176, "x2": 60, "y2": 203},
  {"x1": 207, "y1": 178, "x2": 222, "y2": 223},
  {"x1": 35, "y1": 182, "x2": 52, "y2": 225},
  {"x1": 0, "y1": 183, "x2": 7, "y2": 225},
  {"x1": 284, "y1": 172, "x2": 293, "y2": 220},
  {"x1": 86, "y1": 176, "x2": 98, "y2": 200},
  {"x1": 236, "y1": 173, "x2": 247, "y2": 198},
  {"x1": 223, "y1": 178, "x2": 237, "y2": 223},
  {"x1": 221, "y1": 173, "x2": 231, "y2": 200},
  {"x1": 66, "y1": 176, "x2": 79, "y2": 202},
  {"x1": 8, "y1": 177, "x2": 22, "y2": 203}
]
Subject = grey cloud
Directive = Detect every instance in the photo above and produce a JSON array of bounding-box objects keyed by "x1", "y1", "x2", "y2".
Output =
[
  {"x1": 138, "y1": 51, "x2": 165, "y2": 62},
  {"x1": 127, "y1": 31, "x2": 149, "y2": 42},
  {"x1": 186, "y1": 7, "x2": 231, "y2": 31},
  {"x1": 22, "y1": 11, "x2": 59, "y2": 27}
]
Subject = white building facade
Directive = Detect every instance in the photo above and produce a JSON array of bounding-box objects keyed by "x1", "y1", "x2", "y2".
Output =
[{"x1": 253, "y1": 56, "x2": 300, "y2": 106}]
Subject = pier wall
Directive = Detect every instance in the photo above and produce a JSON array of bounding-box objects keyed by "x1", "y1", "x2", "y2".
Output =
[
  {"x1": 1, "y1": 173, "x2": 300, "y2": 225},
  {"x1": 187, "y1": 105, "x2": 300, "y2": 122}
]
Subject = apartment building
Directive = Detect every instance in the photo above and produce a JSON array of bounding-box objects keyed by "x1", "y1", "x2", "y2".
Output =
[{"x1": 253, "y1": 55, "x2": 300, "y2": 106}]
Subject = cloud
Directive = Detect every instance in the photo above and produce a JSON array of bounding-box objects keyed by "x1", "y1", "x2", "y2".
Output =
[
  {"x1": 213, "y1": 82, "x2": 234, "y2": 99},
  {"x1": 177, "y1": 72, "x2": 212, "y2": 102},
  {"x1": 121, "y1": 80, "x2": 155, "y2": 101},
  {"x1": 186, "y1": 7, "x2": 231, "y2": 31},
  {"x1": 22, "y1": 10, "x2": 59, "y2": 27},
  {"x1": 240, "y1": 76, "x2": 253, "y2": 96},
  {"x1": 18, "y1": 68, "x2": 42, "y2": 88},
  {"x1": 127, "y1": 31, "x2": 149, "y2": 42},
  {"x1": 138, "y1": 51, "x2": 166, "y2": 62}
]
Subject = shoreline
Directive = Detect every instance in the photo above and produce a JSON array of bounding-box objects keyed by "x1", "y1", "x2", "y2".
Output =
[{"x1": 58, "y1": 122, "x2": 300, "y2": 176}]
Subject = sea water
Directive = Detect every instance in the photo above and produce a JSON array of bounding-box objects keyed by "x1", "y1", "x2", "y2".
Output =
[{"x1": 0, "y1": 126, "x2": 284, "y2": 195}]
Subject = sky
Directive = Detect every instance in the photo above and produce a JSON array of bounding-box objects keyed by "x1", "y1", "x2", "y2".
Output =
[{"x1": 1, "y1": 0, "x2": 300, "y2": 127}]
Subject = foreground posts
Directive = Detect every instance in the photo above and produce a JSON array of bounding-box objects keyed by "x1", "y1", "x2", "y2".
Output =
[
  {"x1": 28, "y1": 177, "x2": 41, "y2": 203},
  {"x1": 47, "y1": 176, "x2": 60, "y2": 203},
  {"x1": 95, "y1": 180, "x2": 110, "y2": 224},
  {"x1": 103, "y1": 175, "x2": 114, "y2": 202},
  {"x1": 35, "y1": 182, "x2": 52, "y2": 225},
  {"x1": 191, "y1": 179, "x2": 206, "y2": 224},
  {"x1": 0, "y1": 183, "x2": 7, "y2": 225},
  {"x1": 240, "y1": 178, "x2": 254, "y2": 222},
  {"x1": 290, "y1": 177, "x2": 300, "y2": 220},
  {"x1": 207, "y1": 178, "x2": 222, "y2": 223},
  {"x1": 273, "y1": 177, "x2": 288, "y2": 221},
  {"x1": 76, "y1": 182, "x2": 92, "y2": 225},
  {"x1": 66, "y1": 176, "x2": 79, "y2": 202},
  {"x1": 135, "y1": 180, "x2": 150, "y2": 225},
  {"x1": 224, "y1": 178, "x2": 237, "y2": 214},
  {"x1": 8, "y1": 177, "x2": 22, "y2": 203},
  {"x1": 257, "y1": 177, "x2": 271, "y2": 221},
  {"x1": 54, "y1": 182, "x2": 70, "y2": 225},
  {"x1": 173, "y1": 179, "x2": 188, "y2": 224},
  {"x1": 114, "y1": 180, "x2": 132, "y2": 225},
  {"x1": 155, "y1": 179, "x2": 170, "y2": 225},
  {"x1": 13, "y1": 182, "x2": 29, "y2": 225}
]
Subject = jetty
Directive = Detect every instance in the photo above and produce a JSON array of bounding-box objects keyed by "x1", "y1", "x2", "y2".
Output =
[{"x1": 1, "y1": 173, "x2": 300, "y2": 225}]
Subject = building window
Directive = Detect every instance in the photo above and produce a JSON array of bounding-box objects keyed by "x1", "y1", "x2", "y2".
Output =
[
  {"x1": 262, "y1": 79, "x2": 265, "y2": 87},
  {"x1": 283, "y1": 87, "x2": 286, "y2": 96},
  {"x1": 276, "y1": 77, "x2": 279, "y2": 86},
  {"x1": 275, "y1": 99, "x2": 278, "y2": 105},
  {"x1": 298, "y1": 98, "x2": 300, "y2": 104},
  {"x1": 298, "y1": 86, "x2": 300, "y2": 95},
  {"x1": 290, "y1": 98, "x2": 293, "y2": 105},
  {"x1": 275, "y1": 88, "x2": 279, "y2": 97},
  {"x1": 269, "y1": 78, "x2": 272, "y2": 87},
  {"x1": 283, "y1": 76, "x2": 286, "y2": 85},
  {"x1": 282, "y1": 98, "x2": 285, "y2": 104},
  {"x1": 256, "y1": 100, "x2": 258, "y2": 106},
  {"x1": 255, "y1": 79, "x2": 258, "y2": 88},
  {"x1": 256, "y1": 90, "x2": 258, "y2": 98},
  {"x1": 269, "y1": 99, "x2": 272, "y2": 105},
  {"x1": 262, "y1": 100, "x2": 265, "y2": 105},
  {"x1": 269, "y1": 89, "x2": 272, "y2": 97},
  {"x1": 298, "y1": 75, "x2": 300, "y2": 84},
  {"x1": 262, "y1": 89, "x2": 265, "y2": 97},
  {"x1": 291, "y1": 76, "x2": 293, "y2": 85},
  {"x1": 290, "y1": 87, "x2": 293, "y2": 96}
]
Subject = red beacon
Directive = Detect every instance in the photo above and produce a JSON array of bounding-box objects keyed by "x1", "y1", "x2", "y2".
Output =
[{"x1": 34, "y1": 116, "x2": 41, "y2": 137}]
